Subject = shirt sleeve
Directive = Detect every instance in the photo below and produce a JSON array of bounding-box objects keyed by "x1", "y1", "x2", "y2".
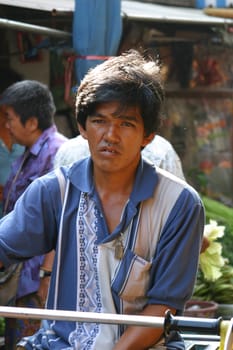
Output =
[
  {"x1": 0, "y1": 171, "x2": 61, "y2": 267},
  {"x1": 147, "y1": 188, "x2": 205, "y2": 312}
]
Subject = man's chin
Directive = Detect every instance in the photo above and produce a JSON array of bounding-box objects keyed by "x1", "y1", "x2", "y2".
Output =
[{"x1": 11, "y1": 137, "x2": 20, "y2": 145}]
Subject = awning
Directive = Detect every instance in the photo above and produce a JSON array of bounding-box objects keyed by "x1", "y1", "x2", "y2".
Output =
[
  {"x1": 0, "y1": 0, "x2": 233, "y2": 29},
  {"x1": 0, "y1": 0, "x2": 73, "y2": 13},
  {"x1": 0, "y1": 18, "x2": 71, "y2": 38},
  {"x1": 122, "y1": 1, "x2": 233, "y2": 26}
]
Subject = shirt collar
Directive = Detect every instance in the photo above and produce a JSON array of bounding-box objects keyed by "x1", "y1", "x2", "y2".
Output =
[
  {"x1": 68, "y1": 156, "x2": 158, "y2": 204},
  {"x1": 68, "y1": 157, "x2": 159, "y2": 242},
  {"x1": 28, "y1": 125, "x2": 57, "y2": 156}
]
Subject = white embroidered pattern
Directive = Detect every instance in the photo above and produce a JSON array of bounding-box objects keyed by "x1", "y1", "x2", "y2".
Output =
[{"x1": 68, "y1": 193, "x2": 102, "y2": 349}]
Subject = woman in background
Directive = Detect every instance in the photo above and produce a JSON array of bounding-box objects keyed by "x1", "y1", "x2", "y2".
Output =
[{"x1": 0, "y1": 106, "x2": 24, "y2": 217}]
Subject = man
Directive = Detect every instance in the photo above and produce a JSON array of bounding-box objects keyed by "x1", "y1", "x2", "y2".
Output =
[
  {"x1": 0, "y1": 51, "x2": 204, "y2": 349},
  {"x1": 0, "y1": 80, "x2": 67, "y2": 348}
]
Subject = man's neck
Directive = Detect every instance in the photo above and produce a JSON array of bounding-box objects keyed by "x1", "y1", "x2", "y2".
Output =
[
  {"x1": 24, "y1": 129, "x2": 43, "y2": 148},
  {"x1": 94, "y1": 172, "x2": 135, "y2": 234},
  {"x1": 94, "y1": 168, "x2": 136, "y2": 196}
]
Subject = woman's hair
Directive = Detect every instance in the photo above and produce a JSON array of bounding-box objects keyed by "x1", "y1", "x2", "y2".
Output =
[
  {"x1": 76, "y1": 50, "x2": 165, "y2": 136},
  {"x1": 0, "y1": 80, "x2": 56, "y2": 130}
]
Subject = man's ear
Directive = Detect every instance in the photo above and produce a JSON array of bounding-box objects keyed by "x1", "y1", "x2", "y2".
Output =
[
  {"x1": 26, "y1": 117, "x2": 38, "y2": 131},
  {"x1": 142, "y1": 132, "x2": 156, "y2": 148},
  {"x1": 77, "y1": 123, "x2": 88, "y2": 140}
]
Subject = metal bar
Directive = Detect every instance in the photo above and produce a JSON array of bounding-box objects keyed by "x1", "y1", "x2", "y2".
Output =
[
  {"x1": 0, "y1": 18, "x2": 71, "y2": 38},
  {"x1": 0, "y1": 306, "x2": 165, "y2": 327},
  {"x1": 182, "y1": 334, "x2": 220, "y2": 341}
]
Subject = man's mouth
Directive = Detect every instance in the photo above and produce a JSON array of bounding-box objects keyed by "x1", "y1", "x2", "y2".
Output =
[{"x1": 103, "y1": 148, "x2": 117, "y2": 153}]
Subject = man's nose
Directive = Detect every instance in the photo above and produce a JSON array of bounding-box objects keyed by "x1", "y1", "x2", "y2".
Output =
[
  {"x1": 105, "y1": 124, "x2": 120, "y2": 142},
  {"x1": 5, "y1": 120, "x2": 10, "y2": 129}
]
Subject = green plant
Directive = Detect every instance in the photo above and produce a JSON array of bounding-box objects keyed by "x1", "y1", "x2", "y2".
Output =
[
  {"x1": 193, "y1": 265, "x2": 233, "y2": 304},
  {"x1": 0, "y1": 317, "x2": 5, "y2": 336},
  {"x1": 202, "y1": 195, "x2": 233, "y2": 265},
  {"x1": 192, "y1": 220, "x2": 233, "y2": 304}
]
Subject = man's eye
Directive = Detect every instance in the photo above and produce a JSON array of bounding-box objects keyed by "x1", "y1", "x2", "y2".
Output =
[
  {"x1": 92, "y1": 119, "x2": 105, "y2": 124},
  {"x1": 122, "y1": 122, "x2": 134, "y2": 127}
]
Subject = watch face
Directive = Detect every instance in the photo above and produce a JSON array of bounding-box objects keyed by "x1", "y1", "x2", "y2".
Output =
[
  {"x1": 39, "y1": 269, "x2": 45, "y2": 278},
  {"x1": 39, "y1": 269, "x2": 51, "y2": 278}
]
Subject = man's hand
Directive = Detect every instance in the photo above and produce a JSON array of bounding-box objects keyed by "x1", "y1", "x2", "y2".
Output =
[{"x1": 37, "y1": 276, "x2": 50, "y2": 307}]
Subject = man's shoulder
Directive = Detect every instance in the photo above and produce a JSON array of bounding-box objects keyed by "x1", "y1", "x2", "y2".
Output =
[
  {"x1": 58, "y1": 135, "x2": 88, "y2": 150},
  {"x1": 43, "y1": 129, "x2": 68, "y2": 153},
  {"x1": 141, "y1": 167, "x2": 203, "y2": 229},
  {"x1": 49, "y1": 130, "x2": 68, "y2": 144},
  {"x1": 41, "y1": 125, "x2": 67, "y2": 143},
  {"x1": 54, "y1": 136, "x2": 90, "y2": 167},
  {"x1": 155, "y1": 166, "x2": 201, "y2": 203}
]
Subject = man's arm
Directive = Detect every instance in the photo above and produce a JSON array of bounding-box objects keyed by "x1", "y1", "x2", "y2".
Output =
[
  {"x1": 0, "y1": 175, "x2": 60, "y2": 268},
  {"x1": 37, "y1": 250, "x2": 55, "y2": 304},
  {"x1": 113, "y1": 304, "x2": 176, "y2": 350}
]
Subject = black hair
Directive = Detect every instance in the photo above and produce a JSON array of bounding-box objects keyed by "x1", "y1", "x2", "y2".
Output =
[
  {"x1": 0, "y1": 80, "x2": 56, "y2": 130},
  {"x1": 76, "y1": 50, "x2": 165, "y2": 136}
]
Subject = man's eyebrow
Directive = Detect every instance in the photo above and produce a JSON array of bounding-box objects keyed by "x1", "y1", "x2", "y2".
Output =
[
  {"x1": 115, "y1": 115, "x2": 139, "y2": 122},
  {"x1": 89, "y1": 112, "x2": 140, "y2": 122}
]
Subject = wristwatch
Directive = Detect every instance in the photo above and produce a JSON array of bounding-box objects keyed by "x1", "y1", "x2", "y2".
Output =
[{"x1": 39, "y1": 269, "x2": 52, "y2": 278}]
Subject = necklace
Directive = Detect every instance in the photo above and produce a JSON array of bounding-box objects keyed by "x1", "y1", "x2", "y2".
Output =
[{"x1": 114, "y1": 233, "x2": 124, "y2": 260}]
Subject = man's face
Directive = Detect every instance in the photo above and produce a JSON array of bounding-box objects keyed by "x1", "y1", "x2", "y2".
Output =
[
  {"x1": 0, "y1": 106, "x2": 7, "y2": 128},
  {"x1": 79, "y1": 101, "x2": 154, "y2": 175},
  {"x1": 5, "y1": 106, "x2": 29, "y2": 146}
]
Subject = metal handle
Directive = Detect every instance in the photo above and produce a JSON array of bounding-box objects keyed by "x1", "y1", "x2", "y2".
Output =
[{"x1": 164, "y1": 310, "x2": 222, "y2": 335}]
